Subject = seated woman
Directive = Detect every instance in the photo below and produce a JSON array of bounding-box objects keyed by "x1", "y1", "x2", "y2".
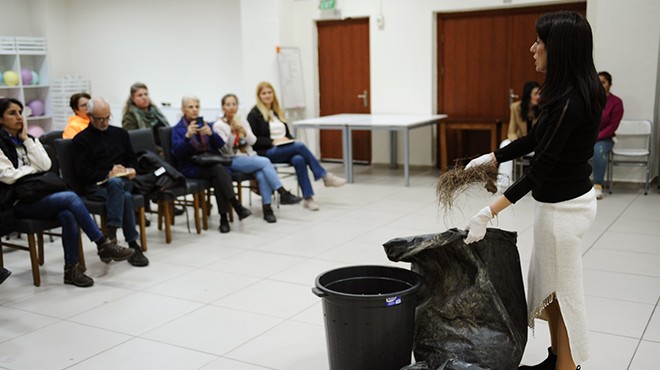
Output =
[
  {"x1": 0, "y1": 98, "x2": 134, "y2": 287},
  {"x1": 171, "y1": 96, "x2": 251, "y2": 233},
  {"x1": 62, "y1": 92, "x2": 91, "y2": 139},
  {"x1": 498, "y1": 81, "x2": 540, "y2": 188},
  {"x1": 213, "y1": 94, "x2": 302, "y2": 223},
  {"x1": 593, "y1": 71, "x2": 624, "y2": 199},
  {"x1": 122, "y1": 82, "x2": 170, "y2": 156},
  {"x1": 247, "y1": 82, "x2": 346, "y2": 211}
]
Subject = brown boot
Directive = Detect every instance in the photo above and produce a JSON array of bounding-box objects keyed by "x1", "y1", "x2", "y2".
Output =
[{"x1": 64, "y1": 264, "x2": 94, "y2": 287}]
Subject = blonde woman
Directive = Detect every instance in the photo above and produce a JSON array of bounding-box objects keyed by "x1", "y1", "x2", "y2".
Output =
[{"x1": 247, "y1": 82, "x2": 345, "y2": 211}]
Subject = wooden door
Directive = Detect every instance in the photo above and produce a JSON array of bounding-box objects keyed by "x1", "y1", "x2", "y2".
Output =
[
  {"x1": 317, "y1": 18, "x2": 371, "y2": 162},
  {"x1": 437, "y1": 3, "x2": 586, "y2": 168}
]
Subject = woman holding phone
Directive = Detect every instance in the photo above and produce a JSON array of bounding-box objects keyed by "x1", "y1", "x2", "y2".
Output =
[
  {"x1": 248, "y1": 81, "x2": 346, "y2": 211},
  {"x1": 171, "y1": 96, "x2": 251, "y2": 233}
]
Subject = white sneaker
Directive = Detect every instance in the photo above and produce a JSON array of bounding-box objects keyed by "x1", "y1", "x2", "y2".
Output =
[
  {"x1": 594, "y1": 185, "x2": 603, "y2": 200},
  {"x1": 323, "y1": 173, "x2": 347, "y2": 187},
  {"x1": 303, "y1": 198, "x2": 320, "y2": 211}
]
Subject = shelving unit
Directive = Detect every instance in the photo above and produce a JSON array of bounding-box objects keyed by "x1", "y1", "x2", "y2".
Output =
[{"x1": 0, "y1": 36, "x2": 51, "y2": 135}]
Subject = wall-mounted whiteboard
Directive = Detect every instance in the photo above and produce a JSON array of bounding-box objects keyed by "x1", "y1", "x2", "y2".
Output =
[{"x1": 277, "y1": 47, "x2": 305, "y2": 109}]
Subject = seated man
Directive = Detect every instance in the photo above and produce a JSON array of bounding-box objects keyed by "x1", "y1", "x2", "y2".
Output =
[{"x1": 72, "y1": 97, "x2": 148, "y2": 267}]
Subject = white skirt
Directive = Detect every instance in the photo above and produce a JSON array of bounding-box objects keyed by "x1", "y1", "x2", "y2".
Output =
[{"x1": 528, "y1": 188, "x2": 597, "y2": 365}]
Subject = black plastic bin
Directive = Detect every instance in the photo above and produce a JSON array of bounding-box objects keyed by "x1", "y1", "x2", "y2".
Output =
[{"x1": 313, "y1": 265, "x2": 422, "y2": 370}]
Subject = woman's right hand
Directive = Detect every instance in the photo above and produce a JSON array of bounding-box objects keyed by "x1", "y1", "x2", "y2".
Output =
[
  {"x1": 185, "y1": 122, "x2": 199, "y2": 139},
  {"x1": 19, "y1": 120, "x2": 28, "y2": 142}
]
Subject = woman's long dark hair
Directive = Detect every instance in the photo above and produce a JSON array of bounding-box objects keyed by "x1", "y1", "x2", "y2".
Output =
[
  {"x1": 536, "y1": 11, "x2": 605, "y2": 113},
  {"x1": 0, "y1": 97, "x2": 23, "y2": 119},
  {"x1": 520, "y1": 81, "x2": 540, "y2": 123}
]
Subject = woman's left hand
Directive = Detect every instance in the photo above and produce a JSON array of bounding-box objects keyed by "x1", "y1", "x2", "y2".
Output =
[
  {"x1": 464, "y1": 206, "x2": 494, "y2": 244},
  {"x1": 199, "y1": 123, "x2": 212, "y2": 136}
]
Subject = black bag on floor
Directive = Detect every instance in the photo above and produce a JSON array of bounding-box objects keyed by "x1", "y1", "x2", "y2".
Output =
[{"x1": 384, "y1": 228, "x2": 527, "y2": 370}]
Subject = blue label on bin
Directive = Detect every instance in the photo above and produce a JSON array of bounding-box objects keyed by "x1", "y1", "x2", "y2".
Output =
[{"x1": 385, "y1": 296, "x2": 402, "y2": 306}]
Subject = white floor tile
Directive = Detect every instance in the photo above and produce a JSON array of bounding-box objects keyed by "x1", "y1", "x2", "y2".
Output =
[
  {"x1": 629, "y1": 340, "x2": 660, "y2": 370},
  {"x1": 1, "y1": 167, "x2": 659, "y2": 369},
  {"x1": 212, "y1": 279, "x2": 318, "y2": 319},
  {"x1": 67, "y1": 338, "x2": 217, "y2": 370},
  {"x1": 643, "y1": 306, "x2": 660, "y2": 342},
  {"x1": 0, "y1": 321, "x2": 129, "y2": 369},
  {"x1": 585, "y1": 295, "x2": 655, "y2": 338},
  {"x1": 142, "y1": 305, "x2": 282, "y2": 356},
  {"x1": 226, "y1": 320, "x2": 328, "y2": 370},
  {"x1": 69, "y1": 291, "x2": 204, "y2": 335}
]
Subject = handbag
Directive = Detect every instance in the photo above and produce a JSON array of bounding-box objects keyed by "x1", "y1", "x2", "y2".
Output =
[
  {"x1": 189, "y1": 152, "x2": 232, "y2": 166},
  {"x1": 14, "y1": 171, "x2": 69, "y2": 204}
]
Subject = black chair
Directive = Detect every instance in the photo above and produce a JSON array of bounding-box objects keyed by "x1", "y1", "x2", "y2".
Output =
[
  {"x1": 54, "y1": 139, "x2": 148, "y2": 250},
  {"x1": 39, "y1": 130, "x2": 64, "y2": 175},
  {"x1": 1, "y1": 218, "x2": 84, "y2": 287},
  {"x1": 158, "y1": 126, "x2": 254, "y2": 224},
  {"x1": 128, "y1": 128, "x2": 204, "y2": 241}
]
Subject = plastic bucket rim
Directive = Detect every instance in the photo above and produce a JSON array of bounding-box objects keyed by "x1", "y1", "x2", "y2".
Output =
[{"x1": 314, "y1": 265, "x2": 422, "y2": 300}]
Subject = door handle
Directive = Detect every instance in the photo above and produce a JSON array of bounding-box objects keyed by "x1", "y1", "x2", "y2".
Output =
[{"x1": 357, "y1": 90, "x2": 368, "y2": 107}]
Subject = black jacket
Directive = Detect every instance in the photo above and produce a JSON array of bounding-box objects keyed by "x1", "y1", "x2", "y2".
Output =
[
  {"x1": 72, "y1": 125, "x2": 138, "y2": 190},
  {"x1": 247, "y1": 106, "x2": 293, "y2": 156}
]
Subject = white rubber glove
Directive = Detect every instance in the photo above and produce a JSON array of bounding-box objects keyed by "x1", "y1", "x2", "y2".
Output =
[
  {"x1": 464, "y1": 206, "x2": 494, "y2": 244},
  {"x1": 465, "y1": 153, "x2": 495, "y2": 170}
]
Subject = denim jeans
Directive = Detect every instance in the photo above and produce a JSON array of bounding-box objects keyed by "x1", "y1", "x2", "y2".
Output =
[
  {"x1": 14, "y1": 191, "x2": 103, "y2": 265},
  {"x1": 593, "y1": 139, "x2": 614, "y2": 185},
  {"x1": 266, "y1": 141, "x2": 326, "y2": 199},
  {"x1": 86, "y1": 177, "x2": 139, "y2": 243},
  {"x1": 230, "y1": 156, "x2": 282, "y2": 205}
]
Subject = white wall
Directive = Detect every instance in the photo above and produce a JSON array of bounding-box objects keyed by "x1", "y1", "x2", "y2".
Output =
[{"x1": 2, "y1": 0, "x2": 658, "y2": 181}]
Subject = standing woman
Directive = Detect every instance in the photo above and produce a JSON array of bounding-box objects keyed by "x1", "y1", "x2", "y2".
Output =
[
  {"x1": 592, "y1": 71, "x2": 624, "y2": 199},
  {"x1": 463, "y1": 11, "x2": 605, "y2": 370},
  {"x1": 214, "y1": 94, "x2": 301, "y2": 223},
  {"x1": 62, "y1": 92, "x2": 91, "y2": 139},
  {"x1": 122, "y1": 82, "x2": 170, "y2": 155},
  {"x1": 247, "y1": 81, "x2": 346, "y2": 212}
]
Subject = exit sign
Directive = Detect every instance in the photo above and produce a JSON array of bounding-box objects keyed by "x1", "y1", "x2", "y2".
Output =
[{"x1": 319, "y1": 0, "x2": 335, "y2": 10}]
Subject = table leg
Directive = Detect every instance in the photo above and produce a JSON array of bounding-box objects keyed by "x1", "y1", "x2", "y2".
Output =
[
  {"x1": 345, "y1": 127, "x2": 353, "y2": 183},
  {"x1": 440, "y1": 122, "x2": 448, "y2": 172},
  {"x1": 390, "y1": 131, "x2": 397, "y2": 169},
  {"x1": 403, "y1": 129, "x2": 410, "y2": 187}
]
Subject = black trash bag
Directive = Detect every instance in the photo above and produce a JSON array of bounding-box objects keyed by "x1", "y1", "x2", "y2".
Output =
[
  {"x1": 400, "y1": 359, "x2": 488, "y2": 370},
  {"x1": 385, "y1": 228, "x2": 527, "y2": 370}
]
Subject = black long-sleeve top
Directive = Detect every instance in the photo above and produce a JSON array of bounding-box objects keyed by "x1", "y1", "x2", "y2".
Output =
[
  {"x1": 72, "y1": 125, "x2": 138, "y2": 190},
  {"x1": 495, "y1": 89, "x2": 601, "y2": 204},
  {"x1": 247, "y1": 106, "x2": 293, "y2": 156}
]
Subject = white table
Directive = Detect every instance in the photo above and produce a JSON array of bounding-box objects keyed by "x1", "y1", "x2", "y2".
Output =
[{"x1": 293, "y1": 114, "x2": 448, "y2": 186}]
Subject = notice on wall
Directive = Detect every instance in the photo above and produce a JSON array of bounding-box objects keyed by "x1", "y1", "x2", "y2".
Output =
[{"x1": 277, "y1": 47, "x2": 305, "y2": 109}]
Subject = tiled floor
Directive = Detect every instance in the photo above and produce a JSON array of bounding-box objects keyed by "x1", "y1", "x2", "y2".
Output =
[{"x1": 0, "y1": 164, "x2": 659, "y2": 370}]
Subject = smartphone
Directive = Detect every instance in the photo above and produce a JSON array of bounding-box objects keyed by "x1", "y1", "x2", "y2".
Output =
[{"x1": 196, "y1": 117, "x2": 204, "y2": 127}]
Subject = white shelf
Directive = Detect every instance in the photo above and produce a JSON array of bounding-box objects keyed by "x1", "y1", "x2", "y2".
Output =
[{"x1": 1, "y1": 36, "x2": 51, "y2": 134}]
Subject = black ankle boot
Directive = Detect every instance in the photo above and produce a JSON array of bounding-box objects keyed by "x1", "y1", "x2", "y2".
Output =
[
  {"x1": 127, "y1": 241, "x2": 149, "y2": 267},
  {"x1": 519, "y1": 347, "x2": 557, "y2": 370},
  {"x1": 263, "y1": 205, "x2": 276, "y2": 223},
  {"x1": 64, "y1": 264, "x2": 94, "y2": 287}
]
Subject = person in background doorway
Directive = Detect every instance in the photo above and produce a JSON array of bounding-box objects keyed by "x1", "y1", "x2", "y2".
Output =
[
  {"x1": 463, "y1": 11, "x2": 605, "y2": 370},
  {"x1": 247, "y1": 81, "x2": 346, "y2": 212},
  {"x1": 592, "y1": 71, "x2": 624, "y2": 199},
  {"x1": 214, "y1": 93, "x2": 301, "y2": 223},
  {"x1": 498, "y1": 81, "x2": 541, "y2": 189},
  {"x1": 62, "y1": 92, "x2": 91, "y2": 139}
]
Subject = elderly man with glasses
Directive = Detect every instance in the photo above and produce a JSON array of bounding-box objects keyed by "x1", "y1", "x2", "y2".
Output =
[{"x1": 72, "y1": 97, "x2": 149, "y2": 267}]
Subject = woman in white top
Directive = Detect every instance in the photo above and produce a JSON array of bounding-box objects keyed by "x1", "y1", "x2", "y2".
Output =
[
  {"x1": 213, "y1": 94, "x2": 301, "y2": 223},
  {"x1": 247, "y1": 81, "x2": 346, "y2": 211}
]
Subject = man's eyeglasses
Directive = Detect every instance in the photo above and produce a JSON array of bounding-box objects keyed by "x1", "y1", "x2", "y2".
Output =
[{"x1": 90, "y1": 115, "x2": 111, "y2": 124}]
